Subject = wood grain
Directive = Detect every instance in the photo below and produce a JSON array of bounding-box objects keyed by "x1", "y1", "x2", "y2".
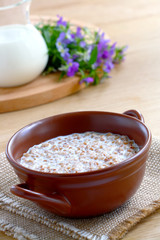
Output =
[
  {"x1": 0, "y1": 0, "x2": 160, "y2": 239},
  {"x1": 0, "y1": 72, "x2": 85, "y2": 113}
]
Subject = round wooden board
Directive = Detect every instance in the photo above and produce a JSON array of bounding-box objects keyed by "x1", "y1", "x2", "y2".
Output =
[{"x1": 0, "y1": 16, "x2": 99, "y2": 113}]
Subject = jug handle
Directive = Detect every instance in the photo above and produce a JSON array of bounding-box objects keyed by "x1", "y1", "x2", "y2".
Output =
[
  {"x1": 11, "y1": 183, "x2": 71, "y2": 216},
  {"x1": 123, "y1": 109, "x2": 145, "y2": 123}
]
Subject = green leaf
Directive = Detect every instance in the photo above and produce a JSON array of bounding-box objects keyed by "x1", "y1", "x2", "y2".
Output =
[
  {"x1": 42, "y1": 27, "x2": 51, "y2": 45},
  {"x1": 93, "y1": 74, "x2": 99, "y2": 85},
  {"x1": 88, "y1": 46, "x2": 98, "y2": 65},
  {"x1": 59, "y1": 71, "x2": 66, "y2": 81},
  {"x1": 79, "y1": 68, "x2": 85, "y2": 78}
]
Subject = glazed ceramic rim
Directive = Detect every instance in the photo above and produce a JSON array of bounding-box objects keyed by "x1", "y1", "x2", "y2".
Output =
[
  {"x1": 0, "y1": 0, "x2": 30, "y2": 11},
  {"x1": 6, "y1": 111, "x2": 152, "y2": 177}
]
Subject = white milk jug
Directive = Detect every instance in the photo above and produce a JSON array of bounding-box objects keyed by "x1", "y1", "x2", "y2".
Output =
[{"x1": 0, "y1": 0, "x2": 48, "y2": 87}]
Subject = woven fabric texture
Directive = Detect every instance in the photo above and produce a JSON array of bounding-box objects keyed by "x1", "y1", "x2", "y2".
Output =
[{"x1": 0, "y1": 137, "x2": 160, "y2": 240}]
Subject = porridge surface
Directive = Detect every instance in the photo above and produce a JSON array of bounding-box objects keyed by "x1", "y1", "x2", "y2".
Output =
[{"x1": 20, "y1": 132, "x2": 139, "y2": 173}]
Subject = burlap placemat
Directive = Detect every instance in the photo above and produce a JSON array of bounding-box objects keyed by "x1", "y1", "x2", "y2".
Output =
[{"x1": 0, "y1": 137, "x2": 160, "y2": 240}]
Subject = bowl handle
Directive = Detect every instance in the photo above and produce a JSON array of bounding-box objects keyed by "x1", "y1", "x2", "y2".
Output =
[
  {"x1": 10, "y1": 183, "x2": 71, "y2": 215},
  {"x1": 123, "y1": 109, "x2": 145, "y2": 123}
]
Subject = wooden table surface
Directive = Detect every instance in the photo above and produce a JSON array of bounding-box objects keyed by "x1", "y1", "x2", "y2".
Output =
[{"x1": 0, "y1": 0, "x2": 160, "y2": 239}]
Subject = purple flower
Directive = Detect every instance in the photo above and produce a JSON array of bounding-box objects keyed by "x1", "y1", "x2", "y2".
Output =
[
  {"x1": 109, "y1": 42, "x2": 116, "y2": 56},
  {"x1": 97, "y1": 32, "x2": 110, "y2": 50},
  {"x1": 56, "y1": 32, "x2": 71, "y2": 61},
  {"x1": 58, "y1": 32, "x2": 66, "y2": 41},
  {"x1": 56, "y1": 30, "x2": 74, "y2": 48},
  {"x1": 119, "y1": 46, "x2": 128, "y2": 61},
  {"x1": 76, "y1": 27, "x2": 83, "y2": 39},
  {"x1": 61, "y1": 48, "x2": 70, "y2": 61},
  {"x1": 90, "y1": 32, "x2": 117, "y2": 73},
  {"x1": 67, "y1": 59, "x2": 79, "y2": 77},
  {"x1": 92, "y1": 59, "x2": 102, "y2": 69},
  {"x1": 103, "y1": 61, "x2": 114, "y2": 73},
  {"x1": 80, "y1": 41, "x2": 86, "y2": 48},
  {"x1": 57, "y1": 16, "x2": 67, "y2": 27},
  {"x1": 119, "y1": 45, "x2": 128, "y2": 60},
  {"x1": 91, "y1": 32, "x2": 111, "y2": 68},
  {"x1": 102, "y1": 50, "x2": 109, "y2": 59},
  {"x1": 122, "y1": 45, "x2": 128, "y2": 53},
  {"x1": 66, "y1": 30, "x2": 75, "y2": 43},
  {"x1": 56, "y1": 32, "x2": 66, "y2": 52},
  {"x1": 80, "y1": 77, "x2": 94, "y2": 84},
  {"x1": 113, "y1": 45, "x2": 128, "y2": 64}
]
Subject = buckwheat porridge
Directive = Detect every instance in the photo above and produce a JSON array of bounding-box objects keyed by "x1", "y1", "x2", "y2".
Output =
[{"x1": 20, "y1": 132, "x2": 139, "y2": 173}]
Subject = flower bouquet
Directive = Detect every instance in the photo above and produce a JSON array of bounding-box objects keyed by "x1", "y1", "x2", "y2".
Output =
[{"x1": 37, "y1": 16, "x2": 127, "y2": 85}]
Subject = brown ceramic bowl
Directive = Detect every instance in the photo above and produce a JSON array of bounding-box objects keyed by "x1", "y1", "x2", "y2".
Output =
[{"x1": 6, "y1": 110, "x2": 151, "y2": 218}]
